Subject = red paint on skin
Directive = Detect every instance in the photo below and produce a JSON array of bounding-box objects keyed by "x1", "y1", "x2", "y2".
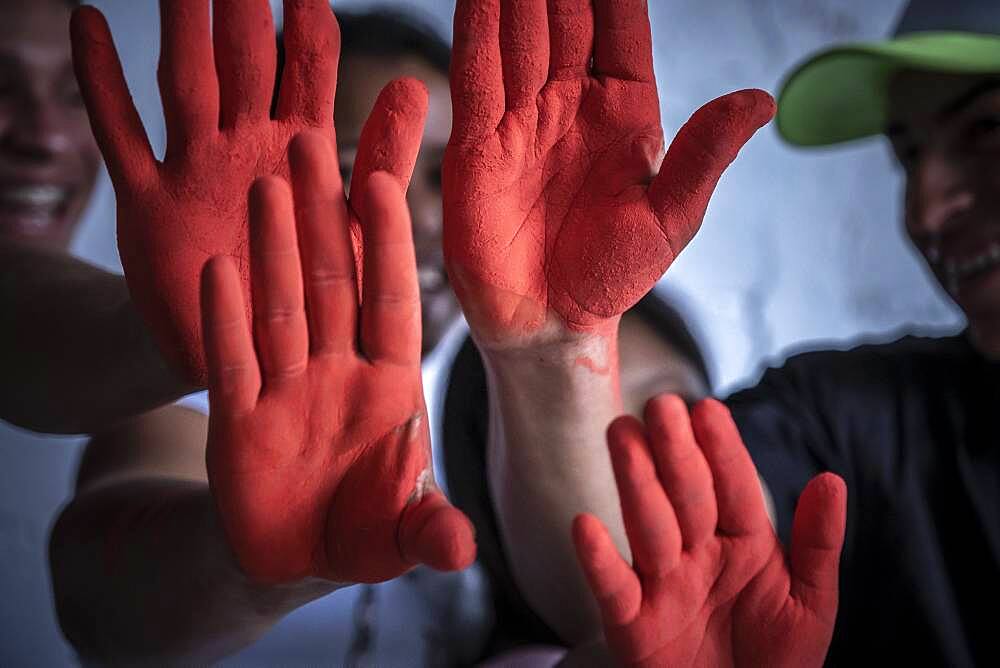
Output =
[
  {"x1": 443, "y1": 0, "x2": 774, "y2": 349},
  {"x1": 75, "y1": 0, "x2": 473, "y2": 585},
  {"x1": 203, "y1": 141, "x2": 475, "y2": 585},
  {"x1": 70, "y1": 0, "x2": 423, "y2": 384},
  {"x1": 573, "y1": 355, "x2": 611, "y2": 375},
  {"x1": 573, "y1": 396, "x2": 847, "y2": 667}
]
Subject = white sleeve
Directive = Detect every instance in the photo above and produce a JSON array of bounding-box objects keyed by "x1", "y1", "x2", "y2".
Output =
[{"x1": 175, "y1": 390, "x2": 210, "y2": 416}]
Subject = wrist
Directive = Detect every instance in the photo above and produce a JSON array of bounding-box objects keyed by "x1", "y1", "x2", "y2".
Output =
[
  {"x1": 479, "y1": 321, "x2": 623, "y2": 419},
  {"x1": 476, "y1": 315, "x2": 621, "y2": 373}
]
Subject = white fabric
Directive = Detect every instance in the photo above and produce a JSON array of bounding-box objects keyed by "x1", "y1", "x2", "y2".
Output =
[{"x1": 0, "y1": 423, "x2": 86, "y2": 667}]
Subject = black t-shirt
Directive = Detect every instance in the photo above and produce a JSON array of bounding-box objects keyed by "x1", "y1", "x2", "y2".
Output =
[
  {"x1": 444, "y1": 331, "x2": 1000, "y2": 666},
  {"x1": 729, "y1": 333, "x2": 1000, "y2": 666}
]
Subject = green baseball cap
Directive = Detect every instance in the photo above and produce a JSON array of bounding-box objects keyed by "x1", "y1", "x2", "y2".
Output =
[{"x1": 777, "y1": 0, "x2": 1000, "y2": 147}]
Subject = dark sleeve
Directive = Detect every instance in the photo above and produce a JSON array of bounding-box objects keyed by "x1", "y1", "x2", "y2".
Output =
[
  {"x1": 442, "y1": 337, "x2": 563, "y2": 656},
  {"x1": 725, "y1": 354, "x2": 857, "y2": 544}
]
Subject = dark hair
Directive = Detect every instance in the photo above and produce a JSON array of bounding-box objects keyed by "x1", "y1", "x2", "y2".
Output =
[
  {"x1": 273, "y1": 6, "x2": 451, "y2": 111},
  {"x1": 630, "y1": 290, "x2": 712, "y2": 388},
  {"x1": 333, "y1": 8, "x2": 450, "y2": 75}
]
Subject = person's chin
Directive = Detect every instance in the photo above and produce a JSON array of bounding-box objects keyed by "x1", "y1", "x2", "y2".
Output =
[
  {"x1": 951, "y1": 265, "x2": 1000, "y2": 357},
  {"x1": 0, "y1": 210, "x2": 75, "y2": 251}
]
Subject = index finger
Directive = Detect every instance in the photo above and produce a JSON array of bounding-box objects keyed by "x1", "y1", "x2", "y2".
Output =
[
  {"x1": 359, "y1": 172, "x2": 421, "y2": 365},
  {"x1": 592, "y1": 0, "x2": 654, "y2": 82},
  {"x1": 450, "y1": 0, "x2": 504, "y2": 143}
]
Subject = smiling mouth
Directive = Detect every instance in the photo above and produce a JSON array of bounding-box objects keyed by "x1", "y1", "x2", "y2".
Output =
[
  {"x1": 936, "y1": 242, "x2": 1000, "y2": 295},
  {"x1": 0, "y1": 185, "x2": 71, "y2": 230}
]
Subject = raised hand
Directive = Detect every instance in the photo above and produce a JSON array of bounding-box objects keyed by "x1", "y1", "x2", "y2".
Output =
[
  {"x1": 71, "y1": 0, "x2": 416, "y2": 383},
  {"x1": 573, "y1": 396, "x2": 846, "y2": 667},
  {"x1": 201, "y1": 131, "x2": 475, "y2": 585},
  {"x1": 443, "y1": 0, "x2": 775, "y2": 347}
]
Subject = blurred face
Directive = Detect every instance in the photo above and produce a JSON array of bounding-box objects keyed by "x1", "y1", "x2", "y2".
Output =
[
  {"x1": 0, "y1": 0, "x2": 100, "y2": 252},
  {"x1": 618, "y1": 312, "x2": 708, "y2": 416},
  {"x1": 888, "y1": 70, "x2": 1000, "y2": 356},
  {"x1": 335, "y1": 54, "x2": 456, "y2": 357}
]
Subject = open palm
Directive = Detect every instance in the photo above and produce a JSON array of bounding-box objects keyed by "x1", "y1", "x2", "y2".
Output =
[
  {"x1": 443, "y1": 0, "x2": 775, "y2": 346},
  {"x1": 203, "y1": 133, "x2": 474, "y2": 585},
  {"x1": 72, "y1": 0, "x2": 417, "y2": 382},
  {"x1": 573, "y1": 396, "x2": 847, "y2": 667}
]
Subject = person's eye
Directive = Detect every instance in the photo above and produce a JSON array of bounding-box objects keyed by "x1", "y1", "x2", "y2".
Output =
[{"x1": 967, "y1": 114, "x2": 1000, "y2": 142}]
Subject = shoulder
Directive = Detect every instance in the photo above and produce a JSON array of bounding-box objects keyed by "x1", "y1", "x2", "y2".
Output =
[{"x1": 731, "y1": 332, "x2": 970, "y2": 408}]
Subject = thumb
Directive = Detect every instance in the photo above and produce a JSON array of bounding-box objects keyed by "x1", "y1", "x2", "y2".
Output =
[
  {"x1": 789, "y1": 472, "x2": 847, "y2": 614},
  {"x1": 398, "y1": 490, "x2": 476, "y2": 572},
  {"x1": 649, "y1": 89, "x2": 775, "y2": 254},
  {"x1": 349, "y1": 77, "x2": 429, "y2": 221}
]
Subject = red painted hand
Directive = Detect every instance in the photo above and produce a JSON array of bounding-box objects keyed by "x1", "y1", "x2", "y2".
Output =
[
  {"x1": 443, "y1": 0, "x2": 775, "y2": 347},
  {"x1": 200, "y1": 133, "x2": 475, "y2": 585},
  {"x1": 71, "y1": 0, "x2": 417, "y2": 383},
  {"x1": 573, "y1": 396, "x2": 846, "y2": 667}
]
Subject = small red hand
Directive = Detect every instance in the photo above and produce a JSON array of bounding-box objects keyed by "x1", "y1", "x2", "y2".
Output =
[
  {"x1": 443, "y1": 0, "x2": 775, "y2": 348},
  {"x1": 573, "y1": 395, "x2": 846, "y2": 667},
  {"x1": 71, "y1": 0, "x2": 418, "y2": 383},
  {"x1": 201, "y1": 132, "x2": 475, "y2": 585}
]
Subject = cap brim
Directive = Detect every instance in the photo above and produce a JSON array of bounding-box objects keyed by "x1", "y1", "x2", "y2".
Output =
[{"x1": 777, "y1": 32, "x2": 1000, "y2": 147}]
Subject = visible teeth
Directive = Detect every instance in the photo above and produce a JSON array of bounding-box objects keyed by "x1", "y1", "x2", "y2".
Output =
[
  {"x1": 417, "y1": 266, "x2": 445, "y2": 292},
  {"x1": 0, "y1": 186, "x2": 66, "y2": 209},
  {"x1": 942, "y1": 242, "x2": 1000, "y2": 294}
]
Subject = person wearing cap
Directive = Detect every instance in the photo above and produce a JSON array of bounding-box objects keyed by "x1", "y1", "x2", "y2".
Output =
[
  {"x1": 738, "y1": 2, "x2": 1000, "y2": 662},
  {"x1": 465, "y1": 1, "x2": 1000, "y2": 665}
]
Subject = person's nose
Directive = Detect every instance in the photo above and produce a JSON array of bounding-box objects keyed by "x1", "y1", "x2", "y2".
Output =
[
  {"x1": 4, "y1": 94, "x2": 74, "y2": 161},
  {"x1": 906, "y1": 146, "x2": 975, "y2": 238}
]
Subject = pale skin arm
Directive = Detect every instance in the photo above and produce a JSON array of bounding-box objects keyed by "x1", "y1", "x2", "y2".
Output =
[
  {"x1": 48, "y1": 406, "x2": 341, "y2": 666},
  {"x1": 484, "y1": 325, "x2": 776, "y2": 650},
  {"x1": 483, "y1": 328, "x2": 631, "y2": 644},
  {"x1": 0, "y1": 242, "x2": 194, "y2": 434},
  {"x1": 444, "y1": 0, "x2": 774, "y2": 647}
]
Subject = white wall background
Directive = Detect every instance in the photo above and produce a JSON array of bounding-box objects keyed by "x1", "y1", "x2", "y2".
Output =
[{"x1": 3, "y1": 0, "x2": 965, "y2": 665}]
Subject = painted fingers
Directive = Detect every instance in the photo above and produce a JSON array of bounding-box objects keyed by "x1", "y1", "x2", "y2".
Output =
[
  {"x1": 450, "y1": 0, "x2": 655, "y2": 142},
  {"x1": 789, "y1": 472, "x2": 846, "y2": 616},
  {"x1": 650, "y1": 90, "x2": 776, "y2": 254},
  {"x1": 158, "y1": 0, "x2": 218, "y2": 158},
  {"x1": 157, "y1": 0, "x2": 339, "y2": 158},
  {"x1": 70, "y1": 7, "x2": 156, "y2": 190},
  {"x1": 349, "y1": 78, "x2": 429, "y2": 218},
  {"x1": 274, "y1": 0, "x2": 340, "y2": 125},
  {"x1": 591, "y1": 0, "x2": 654, "y2": 82},
  {"x1": 211, "y1": 0, "x2": 277, "y2": 127},
  {"x1": 398, "y1": 490, "x2": 477, "y2": 572},
  {"x1": 573, "y1": 396, "x2": 774, "y2": 622}
]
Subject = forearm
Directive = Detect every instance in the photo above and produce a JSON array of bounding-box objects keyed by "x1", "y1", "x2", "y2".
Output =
[
  {"x1": 50, "y1": 478, "x2": 341, "y2": 665},
  {"x1": 1, "y1": 242, "x2": 193, "y2": 433},
  {"x1": 481, "y1": 327, "x2": 629, "y2": 644}
]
